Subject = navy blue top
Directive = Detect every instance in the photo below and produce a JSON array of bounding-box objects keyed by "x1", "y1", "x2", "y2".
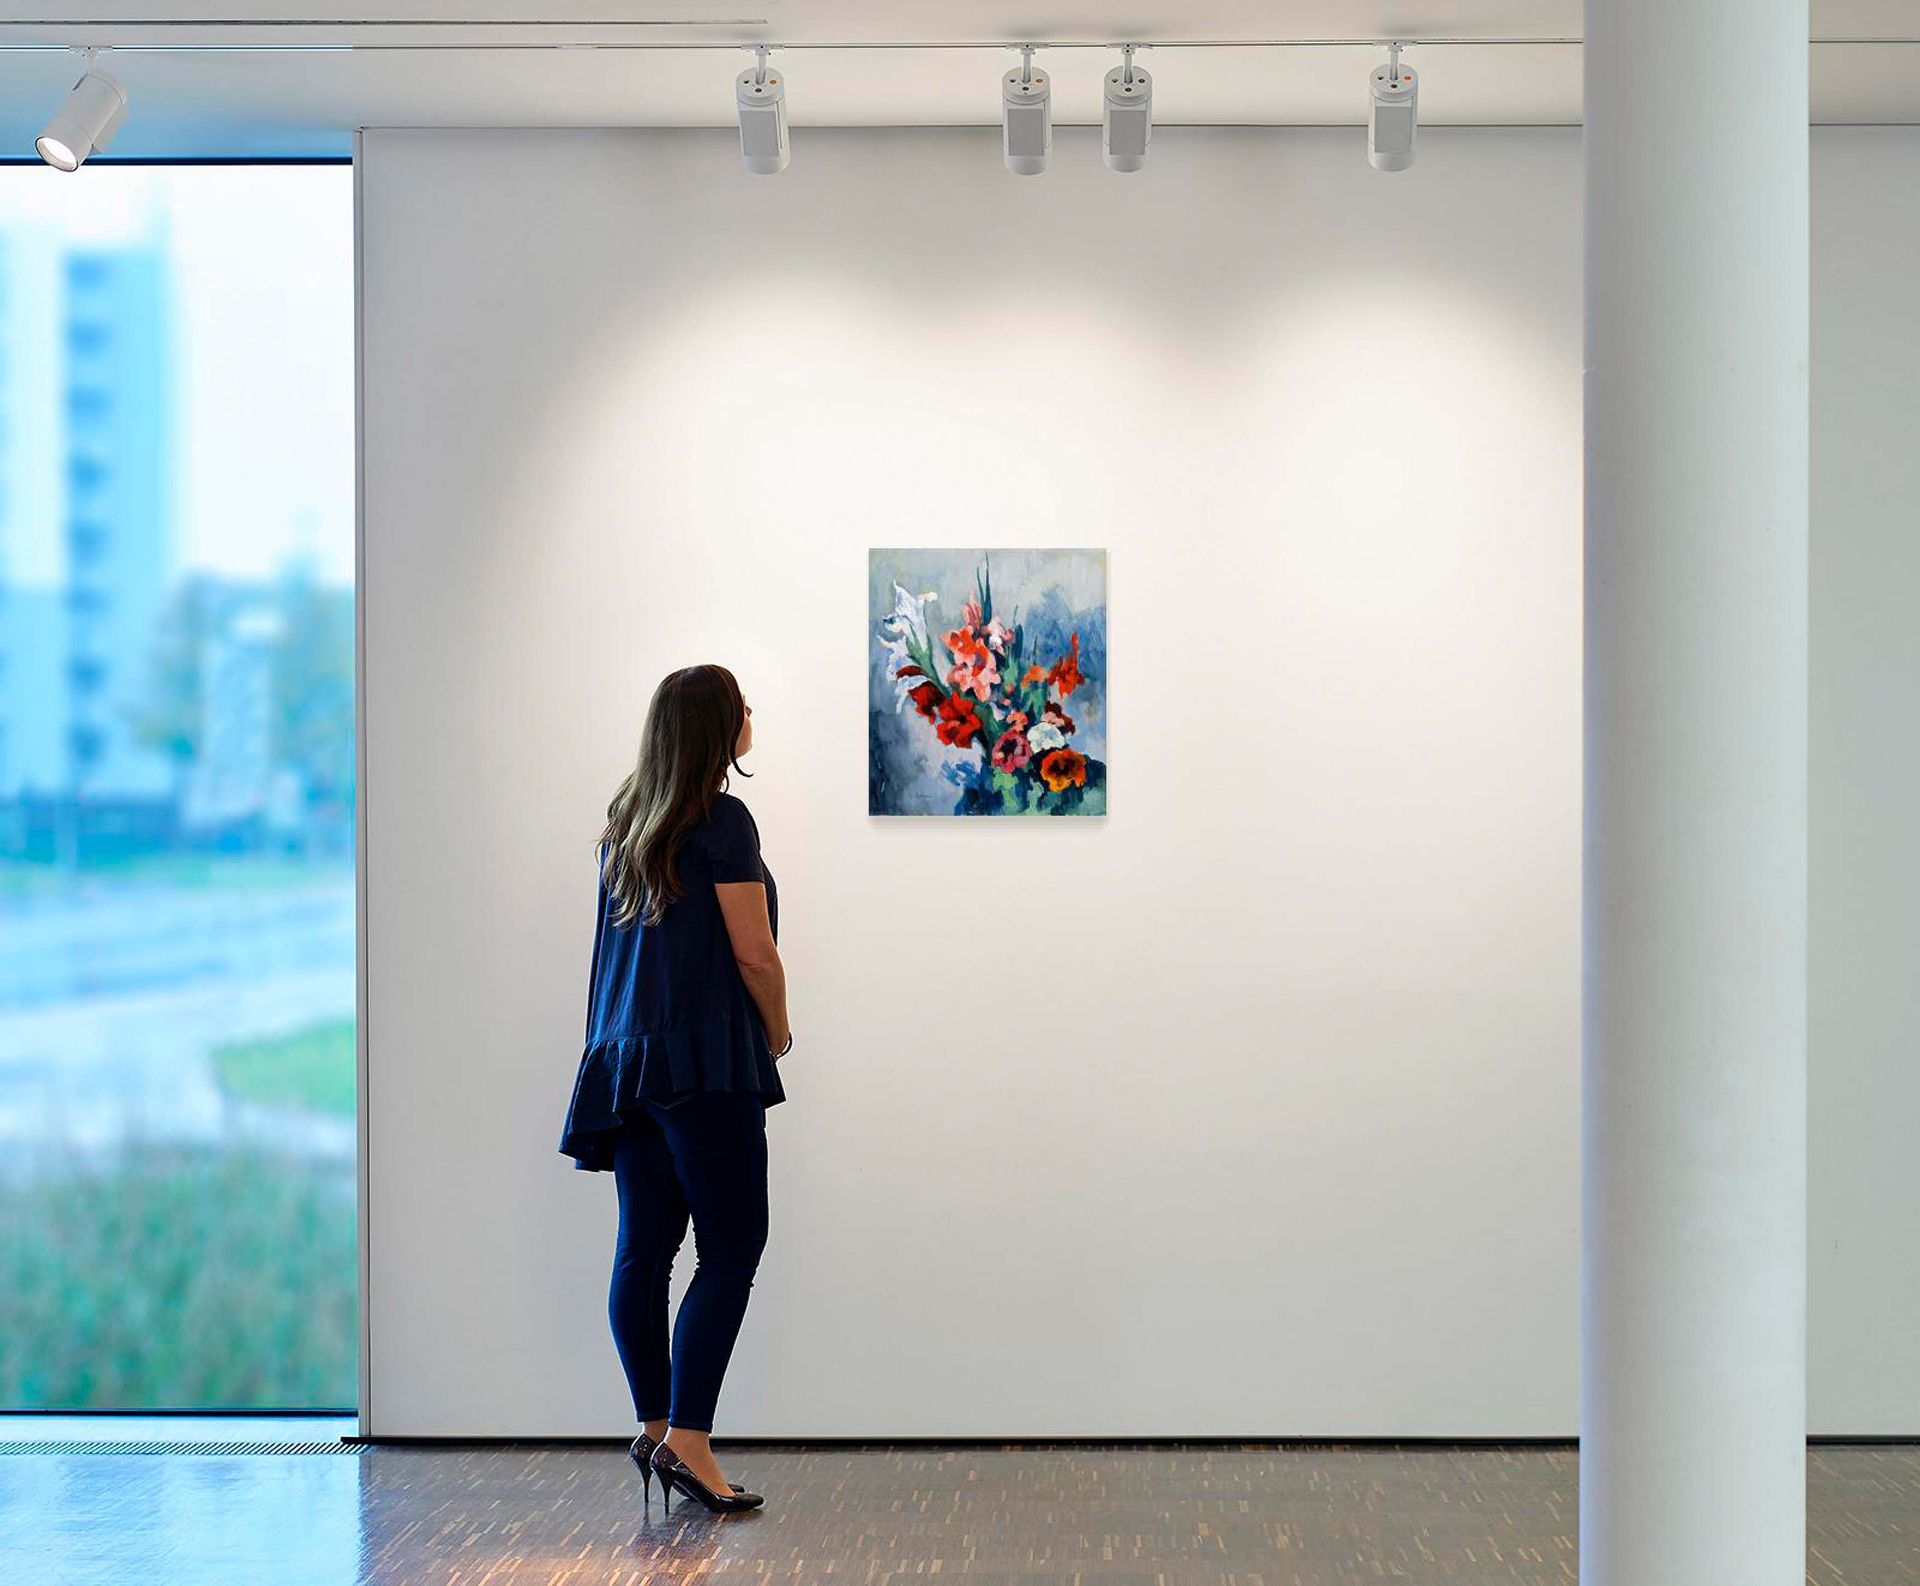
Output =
[{"x1": 559, "y1": 792, "x2": 785, "y2": 1172}]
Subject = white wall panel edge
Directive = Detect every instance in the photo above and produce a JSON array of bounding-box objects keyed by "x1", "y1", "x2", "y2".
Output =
[{"x1": 352, "y1": 127, "x2": 375, "y2": 1442}]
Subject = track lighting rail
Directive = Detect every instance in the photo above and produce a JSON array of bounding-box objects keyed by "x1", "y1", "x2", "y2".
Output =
[
  {"x1": 12, "y1": 27, "x2": 1917, "y2": 168},
  {"x1": 3, "y1": 30, "x2": 1917, "y2": 56}
]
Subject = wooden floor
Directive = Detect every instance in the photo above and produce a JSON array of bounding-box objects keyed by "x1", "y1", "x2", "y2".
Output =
[{"x1": 2, "y1": 1440, "x2": 1916, "y2": 1585}]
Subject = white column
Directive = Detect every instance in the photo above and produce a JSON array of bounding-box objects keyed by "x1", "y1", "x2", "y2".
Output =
[{"x1": 1582, "y1": 3, "x2": 1808, "y2": 1584}]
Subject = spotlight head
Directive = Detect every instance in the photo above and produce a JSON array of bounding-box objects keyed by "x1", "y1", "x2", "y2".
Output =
[
  {"x1": 1368, "y1": 49, "x2": 1417, "y2": 172},
  {"x1": 1102, "y1": 52, "x2": 1152, "y2": 173},
  {"x1": 1001, "y1": 51, "x2": 1051, "y2": 176},
  {"x1": 735, "y1": 50, "x2": 789, "y2": 175},
  {"x1": 37, "y1": 64, "x2": 127, "y2": 172}
]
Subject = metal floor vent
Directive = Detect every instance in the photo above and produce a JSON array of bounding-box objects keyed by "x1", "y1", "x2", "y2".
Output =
[{"x1": 0, "y1": 1439, "x2": 360, "y2": 1456}]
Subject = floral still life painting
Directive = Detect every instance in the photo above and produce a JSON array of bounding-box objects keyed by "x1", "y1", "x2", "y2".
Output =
[{"x1": 869, "y1": 548, "x2": 1107, "y2": 817}]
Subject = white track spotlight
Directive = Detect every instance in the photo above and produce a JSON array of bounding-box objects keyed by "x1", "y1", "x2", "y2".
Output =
[
  {"x1": 1002, "y1": 45, "x2": 1051, "y2": 175},
  {"x1": 1102, "y1": 44, "x2": 1152, "y2": 172},
  {"x1": 36, "y1": 54, "x2": 127, "y2": 172},
  {"x1": 735, "y1": 45, "x2": 789, "y2": 174},
  {"x1": 1368, "y1": 42, "x2": 1418, "y2": 172}
]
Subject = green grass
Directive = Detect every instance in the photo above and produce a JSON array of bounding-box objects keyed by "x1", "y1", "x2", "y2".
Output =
[
  {"x1": 212, "y1": 1019, "x2": 358, "y2": 1117},
  {"x1": 0, "y1": 1144, "x2": 358, "y2": 1409}
]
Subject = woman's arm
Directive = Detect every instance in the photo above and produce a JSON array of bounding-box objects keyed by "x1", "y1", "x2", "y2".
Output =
[{"x1": 715, "y1": 881, "x2": 790, "y2": 1056}]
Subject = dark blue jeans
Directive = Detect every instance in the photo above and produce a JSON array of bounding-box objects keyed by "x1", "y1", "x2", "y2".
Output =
[{"x1": 609, "y1": 1091, "x2": 769, "y2": 1434}]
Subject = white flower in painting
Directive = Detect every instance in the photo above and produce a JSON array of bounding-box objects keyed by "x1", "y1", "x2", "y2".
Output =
[
  {"x1": 879, "y1": 628, "x2": 913, "y2": 672},
  {"x1": 880, "y1": 582, "x2": 938, "y2": 649},
  {"x1": 878, "y1": 582, "x2": 940, "y2": 711},
  {"x1": 1026, "y1": 721, "x2": 1067, "y2": 753}
]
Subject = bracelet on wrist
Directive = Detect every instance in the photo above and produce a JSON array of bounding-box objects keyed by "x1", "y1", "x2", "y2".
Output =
[{"x1": 773, "y1": 1032, "x2": 793, "y2": 1058}]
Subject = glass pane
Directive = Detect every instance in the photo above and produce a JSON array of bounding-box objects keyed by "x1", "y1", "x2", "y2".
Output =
[{"x1": 0, "y1": 166, "x2": 356, "y2": 1409}]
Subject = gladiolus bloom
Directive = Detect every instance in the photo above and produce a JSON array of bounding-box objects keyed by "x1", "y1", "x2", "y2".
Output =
[
  {"x1": 945, "y1": 626, "x2": 1002, "y2": 701},
  {"x1": 907, "y1": 680, "x2": 942, "y2": 721},
  {"x1": 1048, "y1": 633, "x2": 1084, "y2": 698},
  {"x1": 934, "y1": 693, "x2": 983, "y2": 748}
]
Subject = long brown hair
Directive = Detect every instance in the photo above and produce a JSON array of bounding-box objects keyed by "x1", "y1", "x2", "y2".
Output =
[{"x1": 600, "y1": 664, "x2": 749, "y2": 926}]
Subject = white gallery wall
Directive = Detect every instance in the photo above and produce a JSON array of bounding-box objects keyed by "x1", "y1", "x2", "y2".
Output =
[
  {"x1": 358, "y1": 125, "x2": 1919, "y2": 1437},
  {"x1": 1809, "y1": 129, "x2": 1920, "y2": 1433}
]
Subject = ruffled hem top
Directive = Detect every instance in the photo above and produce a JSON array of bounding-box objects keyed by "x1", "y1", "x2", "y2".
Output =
[{"x1": 559, "y1": 792, "x2": 785, "y2": 1173}]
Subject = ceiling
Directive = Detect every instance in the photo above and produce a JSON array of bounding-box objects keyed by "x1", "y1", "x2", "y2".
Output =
[{"x1": 0, "y1": 2, "x2": 1916, "y2": 159}]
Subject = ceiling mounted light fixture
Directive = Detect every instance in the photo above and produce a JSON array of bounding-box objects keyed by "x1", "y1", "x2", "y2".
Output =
[
  {"x1": 36, "y1": 51, "x2": 127, "y2": 172},
  {"x1": 1002, "y1": 44, "x2": 1051, "y2": 175},
  {"x1": 1368, "y1": 41, "x2": 1418, "y2": 172},
  {"x1": 735, "y1": 44, "x2": 789, "y2": 174},
  {"x1": 1102, "y1": 43, "x2": 1152, "y2": 172}
]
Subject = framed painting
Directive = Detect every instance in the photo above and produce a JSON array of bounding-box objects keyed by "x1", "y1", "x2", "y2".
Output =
[{"x1": 869, "y1": 548, "x2": 1107, "y2": 816}]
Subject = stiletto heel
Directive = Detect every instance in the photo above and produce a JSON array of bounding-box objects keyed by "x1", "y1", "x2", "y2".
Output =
[
  {"x1": 629, "y1": 1435, "x2": 657, "y2": 1502},
  {"x1": 649, "y1": 1444, "x2": 765, "y2": 1514},
  {"x1": 630, "y1": 1429, "x2": 743, "y2": 1503}
]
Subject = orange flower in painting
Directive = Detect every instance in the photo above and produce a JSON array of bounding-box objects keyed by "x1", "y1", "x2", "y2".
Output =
[
  {"x1": 945, "y1": 625, "x2": 1002, "y2": 701},
  {"x1": 1039, "y1": 747, "x2": 1087, "y2": 792},
  {"x1": 1021, "y1": 663, "x2": 1048, "y2": 687},
  {"x1": 1048, "y1": 632, "x2": 1084, "y2": 697}
]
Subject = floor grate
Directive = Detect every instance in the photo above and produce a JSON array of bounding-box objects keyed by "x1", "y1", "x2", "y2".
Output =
[{"x1": 0, "y1": 1439, "x2": 361, "y2": 1456}]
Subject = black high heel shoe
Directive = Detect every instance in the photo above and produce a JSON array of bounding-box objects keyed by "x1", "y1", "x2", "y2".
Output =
[
  {"x1": 630, "y1": 1433, "x2": 744, "y2": 1502},
  {"x1": 649, "y1": 1443, "x2": 764, "y2": 1513},
  {"x1": 628, "y1": 1435, "x2": 660, "y2": 1502}
]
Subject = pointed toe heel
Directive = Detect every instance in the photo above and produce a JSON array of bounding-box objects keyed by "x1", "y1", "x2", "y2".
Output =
[
  {"x1": 631, "y1": 1430, "x2": 741, "y2": 1502},
  {"x1": 649, "y1": 1445, "x2": 765, "y2": 1514}
]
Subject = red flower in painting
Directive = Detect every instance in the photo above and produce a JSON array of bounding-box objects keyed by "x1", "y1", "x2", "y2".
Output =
[
  {"x1": 1048, "y1": 632, "x2": 1085, "y2": 698},
  {"x1": 934, "y1": 693, "x2": 983, "y2": 748},
  {"x1": 1042, "y1": 701, "x2": 1075, "y2": 736},
  {"x1": 1039, "y1": 747, "x2": 1087, "y2": 792},
  {"x1": 894, "y1": 664, "x2": 944, "y2": 722},
  {"x1": 990, "y1": 728, "x2": 1032, "y2": 773},
  {"x1": 907, "y1": 681, "x2": 942, "y2": 721},
  {"x1": 944, "y1": 625, "x2": 1002, "y2": 701}
]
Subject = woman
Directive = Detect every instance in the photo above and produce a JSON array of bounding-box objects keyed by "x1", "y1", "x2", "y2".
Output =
[{"x1": 559, "y1": 664, "x2": 790, "y2": 1515}]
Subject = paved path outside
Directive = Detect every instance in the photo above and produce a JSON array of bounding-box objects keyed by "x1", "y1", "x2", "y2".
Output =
[{"x1": 0, "y1": 875, "x2": 355, "y2": 1158}]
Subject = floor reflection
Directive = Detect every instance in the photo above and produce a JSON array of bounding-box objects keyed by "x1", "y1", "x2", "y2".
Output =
[
  {"x1": 1, "y1": 1440, "x2": 1914, "y2": 1585},
  {"x1": 1, "y1": 1451, "x2": 363, "y2": 1586}
]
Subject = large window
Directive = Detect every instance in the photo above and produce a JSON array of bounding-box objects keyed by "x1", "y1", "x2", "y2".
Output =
[{"x1": 0, "y1": 165, "x2": 355, "y2": 1408}]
